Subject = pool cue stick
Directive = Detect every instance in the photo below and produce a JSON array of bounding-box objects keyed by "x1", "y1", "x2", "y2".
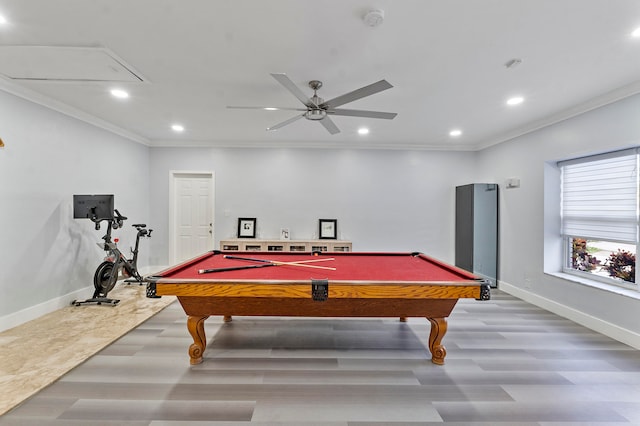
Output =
[
  {"x1": 199, "y1": 257, "x2": 335, "y2": 274},
  {"x1": 268, "y1": 260, "x2": 336, "y2": 270},
  {"x1": 223, "y1": 255, "x2": 334, "y2": 264},
  {"x1": 222, "y1": 255, "x2": 336, "y2": 270},
  {"x1": 198, "y1": 263, "x2": 275, "y2": 274},
  {"x1": 199, "y1": 261, "x2": 335, "y2": 274}
]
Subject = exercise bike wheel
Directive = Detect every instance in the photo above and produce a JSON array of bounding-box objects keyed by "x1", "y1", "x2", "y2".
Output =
[{"x1": 93, "y1": 261, "x2": 117, "y2": 297}]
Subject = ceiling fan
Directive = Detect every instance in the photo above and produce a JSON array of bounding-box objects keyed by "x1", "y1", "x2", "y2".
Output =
[{"x1": 228, "y1": 73, "x2": 397, "y2": 135}]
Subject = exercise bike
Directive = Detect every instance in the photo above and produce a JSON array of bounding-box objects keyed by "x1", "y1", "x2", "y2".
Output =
[{"x1": 72, "y1": 209, "x2": 153, "y2": 306}]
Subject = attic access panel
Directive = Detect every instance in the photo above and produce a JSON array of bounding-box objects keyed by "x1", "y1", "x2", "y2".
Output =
[{"x1": 0, "y1": 46, "x2": 145, "y2": 82}]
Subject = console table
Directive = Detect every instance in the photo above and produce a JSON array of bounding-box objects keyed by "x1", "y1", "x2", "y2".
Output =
[{"x1": 220, "y1": 239, "x2": 352, "y2": 253}]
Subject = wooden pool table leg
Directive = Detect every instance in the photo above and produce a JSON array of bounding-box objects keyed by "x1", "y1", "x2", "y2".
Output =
[
  {"x1": 187, "y1": 315, "x2": 209, "y2": 365},
  {"x1": 427, "y1": 317, "x2": 448, "y2": 365},
  {"x1": 223, "y1": 315, "x2": 232, "y2": 322}
]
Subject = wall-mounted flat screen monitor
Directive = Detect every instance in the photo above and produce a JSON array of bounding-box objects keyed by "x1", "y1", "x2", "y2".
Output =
[{"x1": 73, "y1": 194, "x2": 115, "y2": 221}]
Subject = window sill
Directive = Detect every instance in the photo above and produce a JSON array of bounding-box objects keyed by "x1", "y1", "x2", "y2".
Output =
[{"x1": 546, "y1": 272, "x2": 640, "y2": 300}]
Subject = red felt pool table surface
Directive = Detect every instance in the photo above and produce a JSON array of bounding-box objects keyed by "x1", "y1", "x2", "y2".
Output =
[
  {"x1": 147, "y1": 251, "x2": 491, "y2": 365},
  {"x1": 157, "y1": 251, "x2": 479, "y2": 282}
]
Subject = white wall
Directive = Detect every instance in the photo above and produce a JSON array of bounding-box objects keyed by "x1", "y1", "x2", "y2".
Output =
[
  {"x1": 0, "y1": 90, "x2": 150, "y2": 330},
  {"x1": 148, "y1": 147, "x2": 477, "y2": 265},
  {"x1": 476, "y1": 93, "x2": 640, "y2": 348}
]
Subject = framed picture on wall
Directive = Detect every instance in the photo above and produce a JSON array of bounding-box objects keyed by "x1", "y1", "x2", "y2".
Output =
[
  {"x1": 237, "y1": 218, "x2": 257, "y2": 238},
  {"x1": 319, "y1": 219, "x2": 337, "y2": 239}
]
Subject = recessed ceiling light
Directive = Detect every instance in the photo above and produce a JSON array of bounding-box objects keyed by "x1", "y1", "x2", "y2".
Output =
[
  {"x1": 110, "y1": 88, "x2": 129, "y2": 99},
  {"x1": 449, "y1": 129, "x2": 462, "y2": 137},
  {"x1": 358, "y1": 127, "x2": 370, "y2": 135},
  {"x1": 506, "y1": 96, "x2": 524, "y2": 106},
  {"x1": 171, "y1": 124, "x2": 185, "y2": 132},
  {"x1": 632, "y1": 27, "x2": 640, "y2": 37},
  {"x1": 264, "y1": 107, "x2": 278, "y2": 111},
  {"x1": 0, "y1": 14, "x2": 7, "y2": 24}
]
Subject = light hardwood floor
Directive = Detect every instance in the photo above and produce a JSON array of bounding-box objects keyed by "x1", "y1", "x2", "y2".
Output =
[{"x1": 3, "y1": 290, "x2": 640, "y2": 425}]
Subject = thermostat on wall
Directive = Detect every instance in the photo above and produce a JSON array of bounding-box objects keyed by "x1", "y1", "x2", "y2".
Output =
[{"x1": 506, "y1": 178, "x2": 520, "y2": 189}]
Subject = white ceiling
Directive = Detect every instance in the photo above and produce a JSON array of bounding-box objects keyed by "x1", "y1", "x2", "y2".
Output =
[{"x1": 1, "y1": 0, "x2": 640, "y2": 150}]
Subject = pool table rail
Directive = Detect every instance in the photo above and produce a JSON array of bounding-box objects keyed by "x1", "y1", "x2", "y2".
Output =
[{"x1": 151, "y1": 280, "x2": 488, "y2": 300}]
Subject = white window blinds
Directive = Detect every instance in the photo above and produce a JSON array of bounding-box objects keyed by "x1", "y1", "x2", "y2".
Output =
[{"x1": 560, "y1": 150, "x2": 638, "y2": 243}]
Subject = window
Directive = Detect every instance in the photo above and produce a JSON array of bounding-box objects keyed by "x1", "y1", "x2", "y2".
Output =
[{"x1": 559, "y1": 149, "x2": 638, "y2": 289}]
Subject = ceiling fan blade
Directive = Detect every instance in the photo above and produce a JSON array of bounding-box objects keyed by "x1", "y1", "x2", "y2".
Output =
[
  {"x1": 329, "y1": 108, "x2": 397, "y2": 120},
  {"x1": 321, "y1": 79, "x2": 393, "y2": 109},
  {"x1": 271, "y1": 73, "x2": 318, "y2": 108},
  {"x1": 319, "y1": 116, "x2": 340, "y2": 134},
  {"x1": 266, "y1": 114, "x2": 304, "y2": 131},
  {"x1": 227, "y1": 105, "x2": 306, "y2": 112}
]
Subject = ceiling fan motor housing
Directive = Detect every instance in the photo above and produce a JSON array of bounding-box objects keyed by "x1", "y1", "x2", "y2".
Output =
[{"x1": 309, "y1": 80, "x2": 323, "y2": 91}]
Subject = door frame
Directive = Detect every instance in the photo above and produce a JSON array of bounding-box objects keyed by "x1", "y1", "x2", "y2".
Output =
[{"x1": 169, "y1": 170, "x2": 215, "y2": 264}]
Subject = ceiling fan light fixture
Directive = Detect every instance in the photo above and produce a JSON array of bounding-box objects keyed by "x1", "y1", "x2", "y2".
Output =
[
  {"x1": 305, "y1": 109, "x2": 327, "y2": 120},
  {"x1": 363, "y1": 9, "x2": 384, "y2": 27}
]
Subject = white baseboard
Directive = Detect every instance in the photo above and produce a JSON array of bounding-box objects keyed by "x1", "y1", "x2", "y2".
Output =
[
  {"x1": 0, "y1": 286, "x2": 93, "y2": 333},
  {"x1": 0, "y1": 266, "x2": 168, "y2": 333},
  {"x1": 499, "y1": 281, "x2": 640, "y2": 350}
]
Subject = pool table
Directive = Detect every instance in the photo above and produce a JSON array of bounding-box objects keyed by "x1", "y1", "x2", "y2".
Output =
[{"x1": 147, "y1": 251, "x2": 490, "y2": 365}]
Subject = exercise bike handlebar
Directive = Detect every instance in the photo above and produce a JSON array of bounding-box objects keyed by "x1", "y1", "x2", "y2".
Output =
[
  {"x1": 113, "y1": 209, "x2": 127, "y2": 221},
  {"x1": 111, "y1": 209, "x2": 126, "y2": 229}
]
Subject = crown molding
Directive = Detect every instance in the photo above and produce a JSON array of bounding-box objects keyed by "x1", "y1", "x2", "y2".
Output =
[
  {"x1": 473, "y1": 80, "x2": 640, "y2": 151},
  {"x1": 0, "y1": 75, "x2": 149, "y2": 146}
]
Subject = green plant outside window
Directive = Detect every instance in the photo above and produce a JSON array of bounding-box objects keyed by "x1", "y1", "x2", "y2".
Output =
[{"x1": 570, "y1": 238, "x2": 636, "y2": 284}]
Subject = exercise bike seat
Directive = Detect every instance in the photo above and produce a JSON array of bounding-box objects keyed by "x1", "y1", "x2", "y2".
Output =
[{"x1": 132, "y1": 224, "x2": 146, "y2": 228}]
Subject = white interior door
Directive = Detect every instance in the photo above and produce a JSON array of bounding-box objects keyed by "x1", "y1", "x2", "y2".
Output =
[{"x1": 170, "y1": 172, "x2": 214, "y2": 263}]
